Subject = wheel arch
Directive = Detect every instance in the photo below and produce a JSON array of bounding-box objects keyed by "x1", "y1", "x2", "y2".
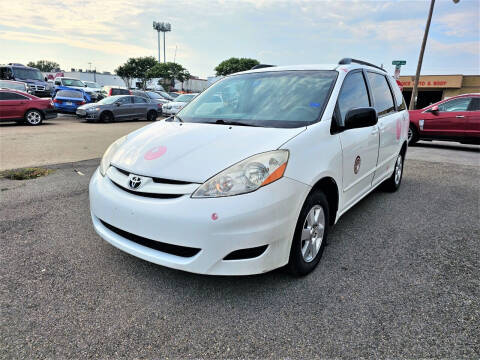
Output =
[
  {"x1": 309, "y1": 176, "x2": 339, "y2": 226},
  {"x1": 100, "y1": 110, "x2": 114, "y2": 121}
]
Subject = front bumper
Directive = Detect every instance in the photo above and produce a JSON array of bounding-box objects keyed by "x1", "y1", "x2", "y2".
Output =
[
  {"x1": 76, "y1": 108, "x2": 99, "y2": 120},
  {"x1": 44, "y1": 109, "x2": 57, "y2": 119},
  {"x1": 89, "y1": 168, "x2": 309, "y2": 275}
]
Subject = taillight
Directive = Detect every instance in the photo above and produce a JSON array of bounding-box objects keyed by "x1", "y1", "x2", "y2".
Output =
[
  {"x1": 53, "y1": 99, "x2": 61, "y2": 103},
  {"x1": 157, "y1": 103, "x2": 163, "y2": 108},
  {"x1": 109, "y1": 89, "x2": 112, "y2": 96},
  {"x1": 80, "y1": 101, "x2": 86, "y2": 105},
  {"x1": 129, "y1": 90, "x2": 132, "y2": 95}
]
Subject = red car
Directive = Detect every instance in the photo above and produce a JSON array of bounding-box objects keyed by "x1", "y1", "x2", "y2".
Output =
[
  {"x1": 408, "y1": 93, "x2": 480, "y2": 145},
  {"x1": 0, "y1": 89, "x2": 57, "y2": 125}
]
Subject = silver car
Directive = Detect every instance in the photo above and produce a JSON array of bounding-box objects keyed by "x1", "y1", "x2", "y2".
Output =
[{"x1": 76, "y1": 95, "x2": 159, "y2": 122}]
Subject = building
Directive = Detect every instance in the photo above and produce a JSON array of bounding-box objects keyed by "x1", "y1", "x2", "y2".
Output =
[{"x1": 398, "y1": 75, "x2": 480, "y2": 109}]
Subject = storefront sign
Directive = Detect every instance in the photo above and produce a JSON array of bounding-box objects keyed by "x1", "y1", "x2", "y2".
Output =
[{"x1": 398, "y1": 75, "x2": 462, "y2": 89}]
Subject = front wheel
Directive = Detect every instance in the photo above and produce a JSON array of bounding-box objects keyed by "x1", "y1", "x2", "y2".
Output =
[
  {"x1": 100, "y1": 111, "x2": 113, "y2": 123},
  {"x1": 25, "y1": 109, "x2": 43, "y2": 126},
  {"x1": 288, "y1": 191, "x2": 330, "y2": 276},
  {"x1": 383, "y1": 153, "x2": 404, "y2": 192}
]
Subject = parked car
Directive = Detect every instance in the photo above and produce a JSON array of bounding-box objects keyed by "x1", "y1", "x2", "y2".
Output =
[
  {"x1": 132, "y1": 90, "x2": 169, "y2": 114},
  {"x1": 168, "y1": 92, "x2": 180, "y2": 98},
  {"x1": 89, "y1": 58, "x2": 409, "y2": 276},
  {"x1": 82, "y1": 81, "x2": 105, "y2": 101},
  {"x1": 76, "y1": 95, "x2": 158, "y2": 122},
  {"x1": 0, "y1": 80, "x2": 29, "y2": 93},
  {"x1": 408, "y1": 94, "x2": 479, "y2": 145},
  {"x1": 153, "y1": 90, "x2": 174, "y2": 101},
  {"x1": 102, "y1": 86, "x2": 131, "y2": 97},
  {"x1": 162, "y1": 93, "x2": 198, "y2": 115},
  {"x1": 53, "y1": 86, "x2": 91, "y2": 113},
  {"x1": 0, "y1": 89, "x2": 57, "y2": 125},
  {"x1": 53, "y1": 77, "x2": 102, "y2": 101},
  {"x1": 0, "y1": 63, "x2": 51, "y2": 97}
]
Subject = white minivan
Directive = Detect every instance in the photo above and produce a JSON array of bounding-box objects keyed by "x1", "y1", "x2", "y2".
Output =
[{"x1": 89, "y1": 58, "x2": 409, "y2": 276}]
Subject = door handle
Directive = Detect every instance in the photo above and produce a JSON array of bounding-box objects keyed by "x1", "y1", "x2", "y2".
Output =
[
  {"x1": 456, "y1": 115, "x2": 465, "y2": 118},
  {"x1": 19, "y1": 101, "x2": 26, "y2": 105}
]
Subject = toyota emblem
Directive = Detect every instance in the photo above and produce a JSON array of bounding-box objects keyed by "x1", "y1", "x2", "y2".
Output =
[{"x1": 128, "y1": 175, "x2": 142, "y2": 190}]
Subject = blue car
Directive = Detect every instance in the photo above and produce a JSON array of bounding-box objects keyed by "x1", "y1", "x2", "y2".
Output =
[{"x1": 53, "y1": 86, "x2": 91, "y2": 113}]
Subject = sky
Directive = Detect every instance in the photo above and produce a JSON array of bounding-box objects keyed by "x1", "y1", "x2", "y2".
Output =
[{"x1": 0, "y1": 0, "x2": 478, "y2": 78}]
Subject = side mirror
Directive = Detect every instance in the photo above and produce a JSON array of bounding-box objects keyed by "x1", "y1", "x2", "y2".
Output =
[
  {"x1": 343, "y1": 107, "x2": 378, "y2": 130},
  {"x1": 44, "y1": 76, "x2": 48, "y2": 81},
  {"x1": 429, "y1": 105, "x2": 439, "y2": 113},
  {"x1": 115, "y1": 102, "x2": 121, "y2": 106}
]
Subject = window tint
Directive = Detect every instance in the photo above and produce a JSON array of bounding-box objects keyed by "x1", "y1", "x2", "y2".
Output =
[
  {"x1": 134, "y1": 96, "x2": 148, "y2": 103},
  {"x1": 0, "y1": 92, "x2": 29, "y2": 100},
  {"x1": 469, "y1": 97, "x2": 480, "y2": 111},
  {"x1": 111, "y1": 88, "x2": 130, "y2": 95},
  {"x1": 438, "y1": 97, "x2": 471, "y2": 112},
  {"x1": 0, "y1": 67, "x2": 13, "y2": 80},
  {"x1": 56, "y1": 90, "x2": 83, "y2": 98},
  {"x1": 388, "y1": 77, "x2": 406, "y2": 111},
  {"x1": 116, "y1": 96, "x2": 132, "y2": 104},
  {"x1": 337, "y1": 71, "x2": 370, "y2": 125},
  {"x1": 367, "y1": 72, "x2": 395, "y2": 116}
]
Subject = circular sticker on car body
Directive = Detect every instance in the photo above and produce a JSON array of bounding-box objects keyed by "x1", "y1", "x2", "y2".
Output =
[{"x1": 354, "y1": 156, "x2": 361, "y2": 174}]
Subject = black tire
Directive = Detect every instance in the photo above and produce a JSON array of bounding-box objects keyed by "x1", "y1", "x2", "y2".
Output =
[
  {"x1": 288, "y1": 191, "x2": 330, "y2": 276},
  {"x1": 100, "y1": 111, "x2": 113, "y2": 123},
  {"x1": 383, "y1": 152, "x2": 404, "y2": 192},
  {"x1": 24, "y1": 109, "x2": 43, "y2": 126},
  {"x1": 147, "y1": 110, "x2": 157, "y2": 121},
  {"x1": 408, "y1": 124, "x2": 419, "y2": 145}
]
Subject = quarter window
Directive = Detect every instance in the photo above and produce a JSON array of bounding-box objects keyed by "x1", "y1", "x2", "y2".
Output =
[
  {"x1": 367, "y1": 72, "x2": 395, "y2": 116},
  {"x1": 438, "y1": 97, "x2": 471, "y2": 112},
  {"x1": 469, "y1": 97, "x2": 479, "y2": 111},
  {"x1": 337, "y1": 71, "x2": 370, "y2": 126}
]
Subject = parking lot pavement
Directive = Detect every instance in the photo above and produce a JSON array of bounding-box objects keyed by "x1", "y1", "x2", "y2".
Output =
[
  {"x1": 407, "y1": 140, "x2": 480, "y2": 167},
  {"x1": 1, "y1": 156, "x2": 479, "y2": 358},
  {"x1": 0, "y1": 115, "x2": 156, "y2": 171}
]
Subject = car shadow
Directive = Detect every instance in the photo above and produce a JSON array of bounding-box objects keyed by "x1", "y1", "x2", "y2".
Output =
[{"x1": 413, "y1": 141, "x2": 479, "y2": 153}]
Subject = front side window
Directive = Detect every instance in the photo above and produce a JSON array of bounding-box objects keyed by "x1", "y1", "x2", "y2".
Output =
[
  {"x1": 179, "y1": 70, "x2": 337, "y2": 128},
  {"x1": 437, "y1": 97, "x2": 471, "y2": 112},
  {"x1": 0, "y1": 92, "x2": 29, "y2": 100},
  {"x1": 0, "y1": 67, "x2": 13, "y2": 80},
  {"x1": 0, "y1": 80, "x2": 26, "y2": 91},
  {"x1": 337, "y1": 71, "x2": 370, "y2": 126},
  {"x1": 116, "y1": 96, "x2": 132, "y2": 105},
  {"x1": 367, "y1": 72, "x2": 395, "y2": 116}
]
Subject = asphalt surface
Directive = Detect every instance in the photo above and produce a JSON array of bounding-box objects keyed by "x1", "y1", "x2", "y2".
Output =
[{"x1": 1, "y1": 151, "x2": 479, "y2": 358}]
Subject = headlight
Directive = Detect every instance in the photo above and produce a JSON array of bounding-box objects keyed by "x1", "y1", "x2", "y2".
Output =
[
  {"x1": 99, "y1": 136, "x2": 127, "y2": 176},
  {"x1": 192, "y1": 150, "x2": 289, "y2": 198},
  {"x1": 88, "y1": 107, "x2": 100, "y2": 112}
]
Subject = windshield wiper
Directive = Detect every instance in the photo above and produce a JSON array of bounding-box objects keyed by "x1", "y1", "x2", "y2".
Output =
[{"x1": 214, "y1": 119, "x2": 258, "y2": 127}]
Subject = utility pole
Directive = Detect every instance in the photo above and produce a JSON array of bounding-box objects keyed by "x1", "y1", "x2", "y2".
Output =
[
  {"x1": 174, "y1": 45, "x2": 178, "y2": 64},
  {"x1": 409, "y1": 0, "x2": 459, "y2": 110}
]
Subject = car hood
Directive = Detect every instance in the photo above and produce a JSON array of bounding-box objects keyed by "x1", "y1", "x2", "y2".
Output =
[
  {"x1": 77, "y1": 103, "x2": 98, "y2": 110},
  {"x1": 110, "y1": 121, "x2": 305, "y2": 183}
]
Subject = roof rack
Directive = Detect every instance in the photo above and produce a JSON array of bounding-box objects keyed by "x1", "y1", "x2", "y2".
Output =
[
  {"x1": 251, "y1": 64, "x2": 275, "y2": 70},
  {"x1": 338, "y1": 58, "x2": 386, "y2": 73}
]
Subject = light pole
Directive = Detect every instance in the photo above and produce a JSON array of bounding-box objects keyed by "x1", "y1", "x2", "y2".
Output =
[
  {"x1": 409, "y1": 0, "x2": 460, "y2": 110},
  {"x1": 153, "y1": 21, "x2": 171, "y2": 63}
]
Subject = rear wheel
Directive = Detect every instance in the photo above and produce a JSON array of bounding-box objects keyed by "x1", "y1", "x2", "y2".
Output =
[
  {"x1": 408, "y1": 124, "x2": 419, "y2": 145},
  {"x1": 147, "y1": 110, "x2": 157, "y2": 121},
  {"x1": 100, "y1": 111, "x2": 113, "y2": 123},
  {"x1": 383, "y1": 153, "x2": 404, "y2": 192},
  {"x1": 25, "y1": 110, "x2": 43, "y2": 126},
  {"x1": 288, "y1": 191, "x2": 330, "y2": 276}
]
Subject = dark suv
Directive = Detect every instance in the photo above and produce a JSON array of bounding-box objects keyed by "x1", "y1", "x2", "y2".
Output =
[{"x1": 0, "y1": 63, "x2": 51, "y2": 97}]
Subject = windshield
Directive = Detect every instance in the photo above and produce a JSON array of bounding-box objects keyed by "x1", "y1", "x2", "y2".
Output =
[
  {"x1": 158, "y1": 91, "x2": 174, "y2": 100},
  {"x1": 62, "y1": 78, "x2": 85, "y2": 87},
  {"x1": 56, "y1": 90, "x2": 83, "y2": 98},
  {"x1": 0, "y1": 80, "x2": 26, "y2": 91},
  {"x1": 97, "y1": 96, "x2": 123, "y2": 104},
  {"x1": 12, "y1": 67, "x2": 43, "y2": 81},
  {"x1": 178, "y1": 70, "x2": 337, "y2": 128},
  {"x1": 84, "y1": 81, "x2": 100, "y2": 88},
  {"x1": 146, "y1": 91, "x2": 163, "y2": 99},
  {"x1": 176, "y1": 94, "x2": 196, "y2": 102}
]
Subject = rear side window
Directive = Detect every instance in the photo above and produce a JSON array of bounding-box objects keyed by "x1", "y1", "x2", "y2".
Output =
[
  {"x1": 438, "y1": 97, "x2": 471, "y2": 112},
  {"x1": 469, "y1": 97, "x2": 480, "y2": 111},
  {"x1": 337, "y1": 71, "x2": 370, "y2": 126},
  {"x1": 134, "y1": 96, "x2": 148, "y2": 103},
  {"x1": 0, "y1": 92, "x2": 29, "y2": 100},
  {"x1": 56, "y1": 90, "x2": 83, "y2": 98},
  {"x1": 116, "y1": 96, "x2": 132, "y2": 104},
  {"x1": 388, "y1": 77, "x2": 406, "y2": 111},
  {"x1": 367, "y1": 72, "x2": 395, "y2": 116}
]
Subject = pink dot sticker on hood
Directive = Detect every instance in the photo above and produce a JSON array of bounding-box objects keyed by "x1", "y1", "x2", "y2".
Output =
[{"x1": 144, "y1": 146, "x2": 167, "y2": 160}]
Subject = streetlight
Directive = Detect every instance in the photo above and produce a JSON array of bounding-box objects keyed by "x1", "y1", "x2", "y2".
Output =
[
  {"x1": 409, "y1": 0, "x2": 460, "y2": 110},
  {"x1": 153, "y1": 21, "x2": 171, "y2": 63}
]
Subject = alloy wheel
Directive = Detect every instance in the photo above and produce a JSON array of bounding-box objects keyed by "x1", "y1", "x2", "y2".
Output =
[
  {"x1": 27, "y1": 111, "x2": 42, "y2": 125},
  {"x1": 301, "y1": 205, "x2": 325, "y2": 262},
  {"x1": 394, "y1": 155, "x2": 403, "y2": 185}
]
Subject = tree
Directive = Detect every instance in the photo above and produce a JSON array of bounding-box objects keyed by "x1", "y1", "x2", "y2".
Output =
[
  {"x1": 147, "y1": 62, "x2": 191, "y2": 91},
  {"x1": 115, "y1": 56, "x2": 158, "y2": 90},
  {"x1": 214, "y1": 57, "x2": 260, "y2": 76},
  {"x1": 27, "y1": 60, "x2": 60, "y2": 72},
  {"x1": 115, "y1": 62, "x2": 135, "y2": 89}
]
